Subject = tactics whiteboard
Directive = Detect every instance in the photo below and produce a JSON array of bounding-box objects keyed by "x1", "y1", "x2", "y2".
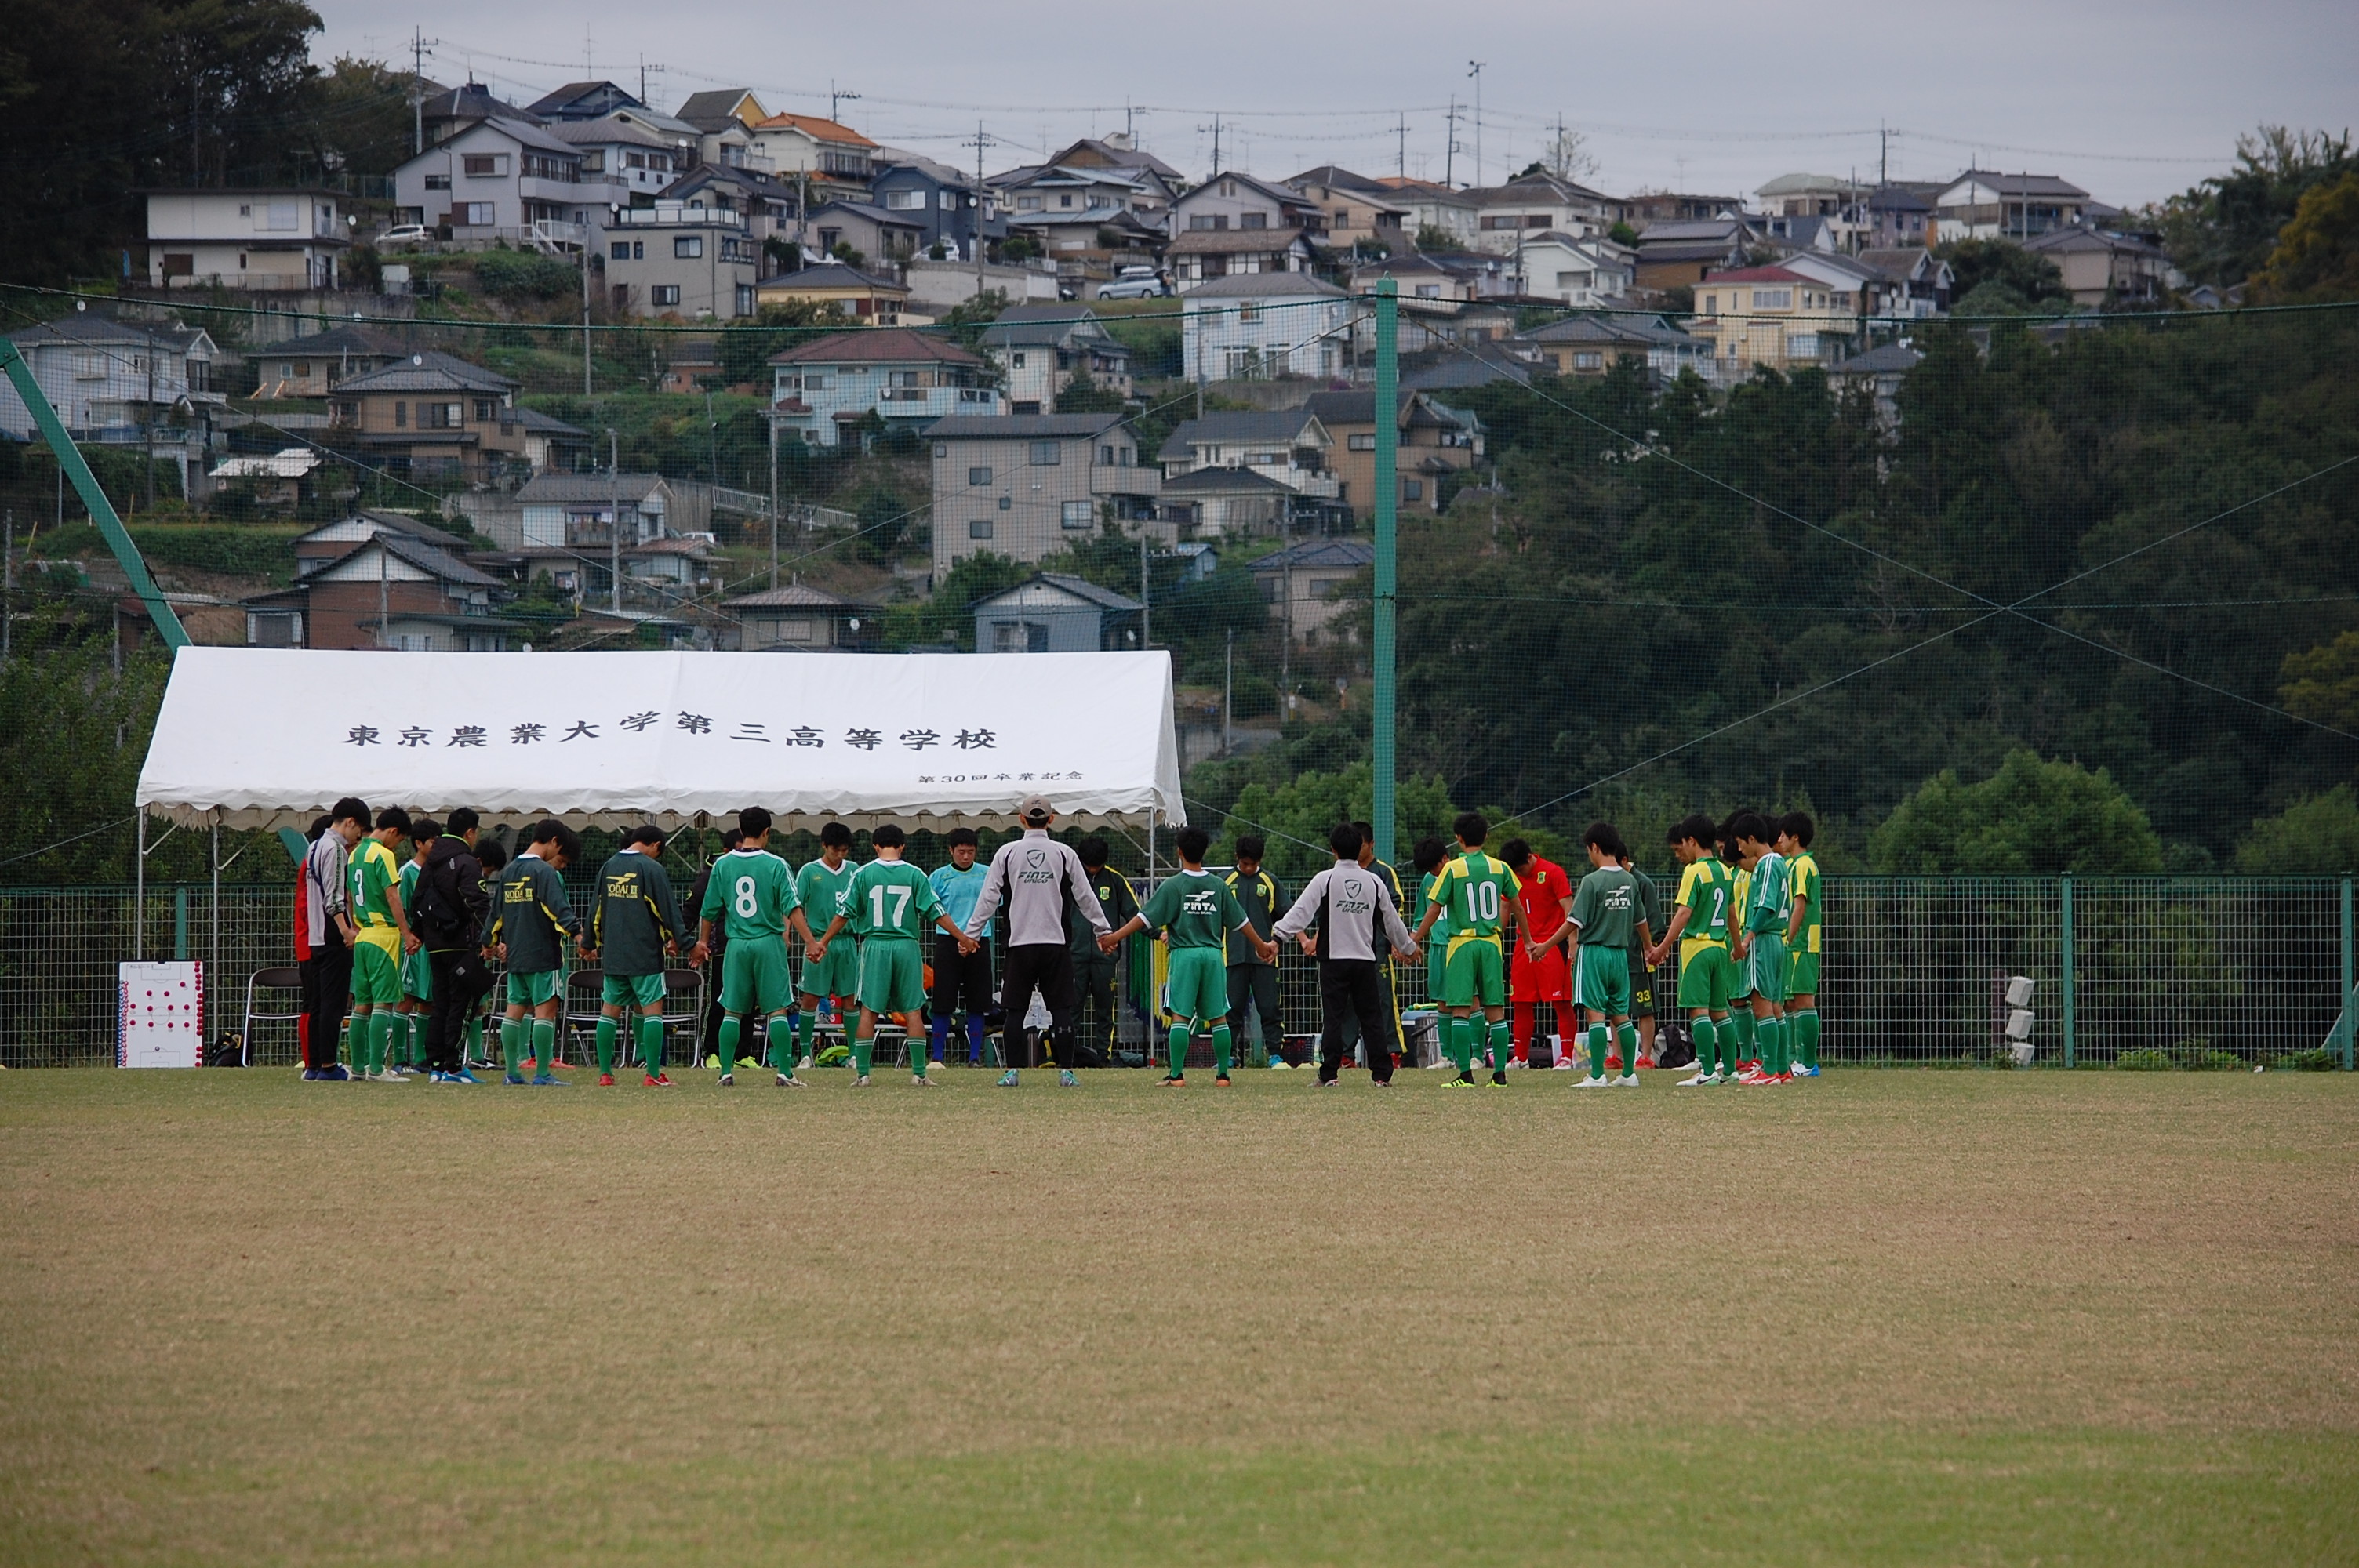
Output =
[{"x1": 120, "y1": 961, "x2": 204, "y2": 1068}]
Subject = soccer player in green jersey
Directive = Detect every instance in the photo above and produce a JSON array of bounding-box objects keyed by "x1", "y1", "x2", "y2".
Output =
[
  {"x1": 1410, "y1": 836, "x2": 1453, "y2": 1033},
  {"x1": 391, "y1": 819, "x2": 442, "y2": 1076},
  {"x1": 1650, "y1": 815, "x2": 1740, "y2": 1085},
  {"x1": 791, "y1": 822, "x2": 860, "y2": 1072},
  {"x1": 1779, "y1": 811, "x2": 1823, "y2": 1076},
  {"x1": 810, "y1": 823, "x2": 975, "y2": 1085},
  {"x1": 1408, "y1": 812, "x2": 1525, "y2": 1088},
  {"x1": 1534, "y1": 824, "x2": 1653, "y2": 1087},
  {"x1": 486, "y1": 819, "x2": 585, "y2": 1086},
  {"x1": 589, "y1": 825, "x2": 687, "y2": 1087},
  {"x1": 1104, "y1": 825, "x2": 1275, "y2": 1086},
  {"x1": 696, "y1": 807, "x2": 813, "y2": 1088},
  {"x1": 1732, "y1": 812, "x2": 1794, "y2": 1085},
  {"x1": 345, "y1": 806, "x2": 418, "y2": 1083},
  {"x1": 1722, "y1": 814, "x2": 1758, "y2": 1071}
]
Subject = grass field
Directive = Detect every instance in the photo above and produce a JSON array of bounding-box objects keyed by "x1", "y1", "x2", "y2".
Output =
[{"x1": 3, "y1": 1065, "x2": 2354, "y2": 1565}]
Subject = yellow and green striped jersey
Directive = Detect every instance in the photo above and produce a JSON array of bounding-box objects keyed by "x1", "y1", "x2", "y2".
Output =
[{"x1": 1789, "y1": 850, "x2": 1821, "y2": 953}]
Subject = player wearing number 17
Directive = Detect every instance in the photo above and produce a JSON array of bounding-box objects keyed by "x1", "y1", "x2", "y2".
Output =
[
  {"x1": 695, "y1": 807, "x2": 815, "y2": 1088},
  {"x1": 809, "y1": 824, "x2": 976, "y2": 1086}
]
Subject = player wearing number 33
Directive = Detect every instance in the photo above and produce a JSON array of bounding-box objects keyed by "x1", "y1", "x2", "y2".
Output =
[{"x1": 809, "y1": 824, "x2": 976, "y2": 1087}]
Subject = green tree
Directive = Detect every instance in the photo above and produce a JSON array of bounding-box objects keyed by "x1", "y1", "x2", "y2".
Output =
[
  {"x1": 715, "y1": 299, "x2": 838, "y2": 385},
  {"x1": 850, "y1": 485, "x2": 916, "y2": 565},
  {"x1": 1223, "y1": 763, "x2": 1461, "y2": 880},
  {"x1": 879, "y1": 552, "x2": 1030, "y2": 651},
  {"x1": 1412, "y1": 223, "x2": 1464, "y2": 253},
  {"x1": 2154, "y1": 125, "x2": 2356, "y2": 288},
  {"x1": 1607, "y1": 220, "x2": 1639, "y2": 248},
  {"x1": 304, "y1": 55, "x2": 415, "y2": 179},
  {"x1": 2234, "y1": 786, "x2": 2359, "y2": 873},
  {"x1": 1053, "y1": 370, "x2": 1126, "y2": 415},
  {"x1": 2248, "y1": 169, "x2": 2359, "y2": 303},
  {"x1": 1936, "y1": 238, "x2": 2071, "y2": 308},
  {"x1": 1869, "y1": 752, "x2": 2165, "y2": 874},
  {"x1": 2279, "y1": 630, "x2": 2359, "y2": 731}
]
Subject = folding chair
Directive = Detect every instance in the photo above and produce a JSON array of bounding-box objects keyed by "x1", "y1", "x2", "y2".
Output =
[
  {"x1": 561, "y1": 968, "x2": 605, "y2": 1065},
  {"x1": 652, "y1": 967, "x2": 706, "y2": 1072},
  {"x1": 241, "y1": 966, "x2": 304, "y2": 1067}
]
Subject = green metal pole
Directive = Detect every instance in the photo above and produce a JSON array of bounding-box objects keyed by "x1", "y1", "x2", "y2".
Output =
[
  {"x1": 1371, "y1": 278, "x2": 1398, "y2": 867},
  {"x1": 173, "y1": 884, "x2": 189, "y2": 962},
  {"x1": 2059, "y1": 874, "x2": 2075, "y2": 1069},
  {"x1": 2341, "y1": 877, "x2": 2353, "y2": 1070},
  {"x1": 0, "y1": 338, "x2": 188, "y2": 647}
]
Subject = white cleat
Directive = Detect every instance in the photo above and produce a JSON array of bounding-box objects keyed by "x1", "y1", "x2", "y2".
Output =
[
  {"x1": 1612, "y1": 1073, "x2": 1639, "y2": 1087},
  {"x1": 1574, "y1": 1075, "x2": 1612, "y2": 1088},
  {"x1": 911, "y1": 1073, "x2": 936, "y2": 1087}
]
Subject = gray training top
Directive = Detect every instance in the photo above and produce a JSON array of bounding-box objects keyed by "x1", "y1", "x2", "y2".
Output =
[
  {"x1": 1273, "y1": 861, "x2": 1416, "y2": 963},
  {"x1": 963, "y1": 829, "x2": 1112, "y2": 948}
]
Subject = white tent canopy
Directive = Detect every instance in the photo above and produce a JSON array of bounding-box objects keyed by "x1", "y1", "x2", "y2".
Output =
[{"x1": 137, "y1": 648, "x2": 1184, "y2": 831}]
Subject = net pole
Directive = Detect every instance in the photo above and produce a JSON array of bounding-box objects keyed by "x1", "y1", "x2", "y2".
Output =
[
  {"x1": 2342, "y1": 876, "x2": 2354, "y2": 1071},
  {"x1": 1371, "y1": 278, "x2": 1398, "y2": 866},
  {"x1": 2059, "y1": 873, "x2": 2074, "y2": 1069}
]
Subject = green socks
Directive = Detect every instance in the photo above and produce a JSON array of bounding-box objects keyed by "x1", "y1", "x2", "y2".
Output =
[
  {"x1": 367, "y1": 1013, "x2": 393, "y2": 1074},
  {"x1": 1212, "y1": 1025, "x2": 1232, "y2": 1077},
  {"x1": 1166, "y1": 1024, "x2": 1189, "y2": 1078},
  {"x1": 1487, "y1": 1022, "x2": 1510, "y2": 1075},
  {"x1": 1587, "y1": 1024, "x2": 1609, "y2": 1077},
  {"x1": 767, "y1": 1016, "x2": 794, "y2": 1075},
  {"x1": 1793, "y1": 1009, "x2": 1820, "y2": 1069},
  {"x1": 717, "y1": 1017, "x2": 740, "y2": 1072},
  {"x1": 795, "y1": 1005, "x2": 817, "y2": 1063},
  {"x1": 467, "y1": 1017, "x2": 484, "y2": 1063},
  {"x1": 500, "y1": 1017, "x2": 524, "y2": 1076},
  {"x1": 531, "y1": 1020, "x2": 556, "y2": 1075},
  {"x1": 1448, "y1": 1017, "x2": 1474, "y2": 1073},
  {"x1": 852, "y1": 1026, "x2": 874, "y2": 1077},
  {"x1": 1732, "y1": 1009, "x2": 1757, "y2": 1062},
  {"x1": 1616, "y1": 1023, "x2": 1638, "y2": 1076},
  {"x1": 638, "y1": 1016, "x2": 663, "y2": 1075},
  {"x1": 1692, "y1": 1014, "x2": 1718, "y2": 1075},
  {"x1": 595, "y1": 1018, "x2": 618, "y2": 1075},
  {"x1": 1717, "y1": 1017, "x2": 1741, "y2": 1075}
]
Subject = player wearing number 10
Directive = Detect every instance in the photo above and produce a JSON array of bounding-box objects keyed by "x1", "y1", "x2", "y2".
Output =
[
  {"x1": 1408, "y1": 812, "x2": 1525, "y2": 1088},
  {"x1": 811, "y1": 824, "x2": 976, "y2": 1085},
  {"x1": 696, "y1": 807, "x2": 815, "y2": 1087}
]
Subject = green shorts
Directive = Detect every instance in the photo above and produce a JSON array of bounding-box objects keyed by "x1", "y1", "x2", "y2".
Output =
[
  {"x1": 1677, "y1": 942, "x2": 1736, "y2": 1011},
  {"x1": 1788, "y1": 949, "x2": 1821, "y2": 996},
  {"x1": 505, "y1": 969, "x2": 562, "y2": 1008},
  {"x1": 398, "y1": 945, "x2": 432, "y2": 1002},
  {"x1": 351, "y1": 933, "x2": 403, "y2": 1006},
  {"x1": 720, "y1": 940, "x2": 794, "y2": 1018},
  {"x1": 800, "y1": 940, "x2": 859, "y2": 1001},
  {"x1": 1575, "y1": 944, "x2": 1631, "y2": 1018},
  {"x1": 602, "y1": 972, "x2": 667, "y2": 1010},
  {"x1": 1628, "y1": 948, "x2": 1656, "y2": 1018},
  {"x1": 1747, "y1": 933, "x2": 1789, "y2": 1004},
  {"x1": 856, "y1": 938, "x2": 925, "y2": 1016},
  {"x1": 1163, "y1": 946, "x2": 1229, "y2": 1024},
  {"x1": 1442, "y1": 938, "x2": 1504, "y2": 1008}
]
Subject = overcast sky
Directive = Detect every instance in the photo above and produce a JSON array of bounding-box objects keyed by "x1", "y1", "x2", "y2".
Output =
[{"x1": 315, "y1": 0, "x2": 2357, "y2": 208}]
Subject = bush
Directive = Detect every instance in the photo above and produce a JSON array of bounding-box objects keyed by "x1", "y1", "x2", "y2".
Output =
[
  {"x1": 1870, "y1": 750, "x2": 2164, "y2": 874},
  {"x1": 471, "y1": 249, "x2": 583, "y2": 301},
  {"x1": 2114, "y1": 1047, "x2": 2175, "y2": 1071},
  {"x1": 2235, "y1": 785, "x2": 2359, "y2": 873},
  {"x1": 2264, "y1": 1047, "x2": 2339, "y2": 1071}
]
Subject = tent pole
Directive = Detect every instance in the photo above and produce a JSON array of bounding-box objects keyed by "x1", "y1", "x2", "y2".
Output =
[
  {"x1": 209, "y1": 820, "x2": 220, "y2": 1002},
  {"x1": 134, "y1": 811, "x2": 146, "y2": 961}
]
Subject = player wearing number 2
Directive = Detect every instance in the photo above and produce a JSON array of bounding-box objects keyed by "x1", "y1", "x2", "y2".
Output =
[
  {"x1": 695, "y1": 808, "x2": 815, "y2": 1088},
  {"x1": 810, "y1": 824, "x2": 976, "y2": 1086}
]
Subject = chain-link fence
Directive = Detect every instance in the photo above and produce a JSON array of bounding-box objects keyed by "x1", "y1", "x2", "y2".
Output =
[{"x1": 7, "y1": 876, "x2": 2350, "y2": 1069}]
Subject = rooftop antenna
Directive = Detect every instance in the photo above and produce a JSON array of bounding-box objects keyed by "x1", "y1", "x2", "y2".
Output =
[
  {"x1": 1199, "y1": 112, "x2": 1223, "y2": 176},
  {"x1": 831, "y1": 81, "x2": 860, "y2": 122}
]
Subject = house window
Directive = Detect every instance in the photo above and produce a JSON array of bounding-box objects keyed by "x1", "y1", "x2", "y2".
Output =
[
  {"x1": 462, "y1": 154, "x2": 507, "y2": 177},
  {"x1": 610, "y1": 241, "x2": 631, "y2": 260},
  {"x1": 394, "y1": 401, "x2": 407, "y2": 426},
  {"x1": 1061, "y1": 501, "x2": 1092, "y2": 529},
  {"x1": 71, "y1": 351, "x2": 104, "y2": 379},
  {"x1": 1347, "y1": 433, "x2": 1376, "y2": 452},
  {"x1": 1011, "y1": 352, "x2": 1026, "y2": 368},
  {"x1": 1414, "y1": 283, "x2": 1440, "y2": 299},
  {"x1": 1750, "y1": 288, "x2": 1793, "y2": 309},
  {"x1": 1017, "y1": 195, "x2": 1044, "y2": 211},
  {"x1": 463, "y1": 202, "x2": 496, "y2": 226},
  {"x1": 1573, "y1": 351, "x2": 1602, "y2": 369},
  {"x1": 1029, "y1": 441, "x2": 1060, "y2": 466},
  {"x1": 968, "y1": 466, "x2": 993, "y2": 485},
  {"x1": 1240, "y1": 211, "x2": 1267, "y2": 230},
  {"x1": 1059, "y1": 194, "x2": 1074, "y2": 209},
  {"x1": 162, "y1": 253, "x2": 194, "y2": 278},
  {"x1": 580, "y1": 151, "x2": 605, "y2": 173},
  {"x1": 884, "y1": 189, "x2": 923, "y2": 210},
  {"x1": 1099, "y1": 445, "x2": 1114, "y2": 465},
  {"x1": 652, "y1": 285, "x2": 682, "y2": 306},
  {"x1": 1187, "y1": 215, "x2": 1213, "y2": 231},
  {"x1": 424, "y1": 174, "x2": 450, "y2": 191},
  {"x1": 735, "y1": 284, "x2": 756, "y2": 317},
  {"x1": 998, "y1": 495, "x2": 1012, "y2": 510},
  {"x1": 1401, "y1": 478, "x2": 1423, "y2": 502},
  {"x1": 474, "y1": 399, "x2": 496, "y2": 420},
  {"x1": 968, "y1": 519, "x2": 994, "y2": 539},
  {"x1": 422, "y1": 401, "x2": 463, "y2": 428},
  {"x1": 674, "y1": 235, "x2": 703, "y2": 258},
  {"x1": 1237, "y1": 302, "x2": 1259, "y2": 323},
  {"x1": 773, "y1": 617, "x2": 816, "y2": 642}
]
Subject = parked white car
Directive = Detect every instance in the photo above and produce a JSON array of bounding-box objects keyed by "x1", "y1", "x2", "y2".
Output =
[
  {"x1": 1096, "y1": 268, "x2": 1169, "y2": 299},
  {"x1": 375, "y1": 224, "x2": 431, "y2": 249}
]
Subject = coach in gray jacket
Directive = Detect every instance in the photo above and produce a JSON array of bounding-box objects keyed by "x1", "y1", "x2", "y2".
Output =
[
  {"x1": 964, "y1": 795, "x2": 1112, "y2": 1084},
  {"x1": 1273, "y1": 823, "x2": 1419, "y2": 1087}
]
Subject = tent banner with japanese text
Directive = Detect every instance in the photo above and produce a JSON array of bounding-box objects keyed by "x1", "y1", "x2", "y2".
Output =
[{"x1": 136, "y1": 647, "x2": 1182, "y2": 830}]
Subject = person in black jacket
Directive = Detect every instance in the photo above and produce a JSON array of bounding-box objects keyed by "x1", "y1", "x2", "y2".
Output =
[{"x1": 416, "y1": 807, "x2": 494, "y2": 1081}]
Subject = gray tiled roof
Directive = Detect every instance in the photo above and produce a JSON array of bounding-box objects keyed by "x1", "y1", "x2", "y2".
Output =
[
  {"x1": 1158, "y1": 409, "x2": 1325, "y2": 460},
  {"x1": 1250, "y1": 537, "x2": 1375, "y2": 572},
  {"x1": 514, "y1": 473, "x2": 670, "y2": 503},
  {"x1": 333, "y1": 350, "x2": 516, "y2": 394},
  {"x1": 1180, "y1": 270, "x2": 1345, "y2": 298},
  {"x1": 972, "y1": 572, "x2": 1143, "y2": 612},
  {"x1": 1160, "y1": 466, "x2": 1297, "y2": 495},
  {"x1": 922, "y1": 413, "x2": 1125, "y2": 439},
  {"x1": 723, "y1": 581, "x2": 876, "y2": 610}
]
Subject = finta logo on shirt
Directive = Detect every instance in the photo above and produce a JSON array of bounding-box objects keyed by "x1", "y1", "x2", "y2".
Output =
[
  {"x1": 1016, "y1": 847, "x2": 1056, "y2": 884},
  {"x1": 1182, "y1": 889, "x2": 1220, "y2": 915}
]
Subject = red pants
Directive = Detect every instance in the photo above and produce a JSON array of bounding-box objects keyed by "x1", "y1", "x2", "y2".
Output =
[{"x1": 1509, "y1": 944, "x2": 1570, "y2": 1060}]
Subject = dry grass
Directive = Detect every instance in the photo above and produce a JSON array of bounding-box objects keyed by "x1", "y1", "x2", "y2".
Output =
[{"x1": 2, "y1": 1066, "x2": 2355, "y2": 1564}]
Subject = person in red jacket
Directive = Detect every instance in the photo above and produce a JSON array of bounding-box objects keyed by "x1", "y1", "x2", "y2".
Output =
[{"x1": 1500, "y1": 838, "x2": 1572, "y2": 1066}]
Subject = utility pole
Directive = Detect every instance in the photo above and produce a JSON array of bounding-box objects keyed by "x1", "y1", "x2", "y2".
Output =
[
  {"x1": 376, "y1": 542, "x2": 388, "y2": 648},
  {"x1": 1467, "y1": 62, "x2": 1486, "y2": 188},
  {"x1": 608, "y1": 429, "x2": 622, "y2": 615},
  {"x1": 964, "y1": 121, "x2": 997, "y2": 295},
  {"x1": 411, "y1": 28, "x2": 431, "y2": 156},
  {"x1": 142, "y1": 336, "x2": 154, "y2": 511},
  {"x1": 1396, "y1": 113, "x2": 1408, "y2": 179},
  {"x1": 1444, "y1": 97, "x2": 1459, "y2": 187},
  {"x1": 581, "y1": 234, "x2": 594, "y2": 395},
  {"x1": 831, "y1": 82, "x2": 860, "y2": 123},
  {"x1": 2, "y1": 508, "x2": 12, "y2": 665},
  {"x1": 1201, "y1": 114, "x2": 1223, "y2": 176}
]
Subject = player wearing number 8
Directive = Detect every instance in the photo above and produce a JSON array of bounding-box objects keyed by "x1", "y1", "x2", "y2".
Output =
[
  {"x1": 695, "y1": 808, "x2": 814, "y2": 1087},
  {"x1": 810, "y1": 825, "x2": 976, "y2": 1084}
]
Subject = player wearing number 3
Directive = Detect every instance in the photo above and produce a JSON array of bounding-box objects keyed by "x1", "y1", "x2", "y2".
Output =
[
  {"x1": 695, "y1": 807, "x2": 816, "y2": 1088},
  {"x1": 810, "y1": 824, "x2": 976, "y2": 1086}
]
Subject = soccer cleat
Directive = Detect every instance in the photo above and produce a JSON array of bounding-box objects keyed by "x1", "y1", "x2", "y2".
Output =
[
  {"x1": 532, "y1": 1073, "x2": 567, "y2": 1087},
  {"x1": 796, "y1": 1055, "x2": 815, "y2": 1072},
  {"x1": 596, "y1": 1073, "x2": 616, "y2": 1087},
  {"x1": 1790, "y1": 1063, "x2": 1821, "y2": 1077},
  {"x1": 1215, "y1": 1073, "x2": 1231, "y2": 1087},
  {"x1": 1551, "y1": 1058, "x2": 1577, "y2": 1070},
  {"x1": 1058, "y1": 1069, "x2": 1079, "y2": 1087},
  {"x1": 1507, "y1": 1057, "x2": 1528, "y2": 1069},
  {"x1": 504, "y1": 1072, "x2": 528, "y2": 1086},
  {"x1": 1492, "y1": 1070, "x2": 1508, "y2": 1087},
  {"x1": 1674, "y1": 1072, "x2": 1715, "y2": 1087},
  {"x1": 1575, "y1": 1075, "x2": 1612, "y2": 1088},
  {"x1": 774, "y1": 1072, "x2": 805, "y2": 1088},
  {"x1": 1318, "y1": 1076, "x2": 1340, "y2": 1087},
  {"x1": 1371, "y1": 1077, "x2": 1392, "y2": 1087},
  {"x1": 373, "y1": 1069, "x2": 411, "y2": 1084},
  {"x1": 1444, "y1": 1074, "x2": 1476, "y2": 1090},
  {"x1": 912, "y1": 1073, "x2": 937, "y2": 1087},
  {"x1": 1612, "y1": 1073, "x2": 1639, "y2": 1087},
  {"x1": 321, "y1": 1064, "x2": 351, "y2": 1080},
  {"x1": 718, "y1": 1073, "x2": 735, "y2": 1087},
  {"x1": 997, "y1": 1069, "x2": 1020, "y2": 1087},
  {"x1": 301, "y1": 1068, "x2": 321, "y2": 1081},
  {"x1": 643, "y1": 1073, "x2": 672, "y2": 1087},
  {"x1": 1267, "y1": 1058, "x2": 1292, "y2": 1069},
  {"x1": 1158, "y1": 1075, "x2": 1186, "y2": 1087},
  {"x1": 853, "y1": 1074, "x2": 872, "y2": 1087},
  {"x1": 453, "y1": 1067, "x2": 481, "y2": 1083},
  {"x1": 1736, "y1": 1069, "x2": 1778, "y2": 1087}
]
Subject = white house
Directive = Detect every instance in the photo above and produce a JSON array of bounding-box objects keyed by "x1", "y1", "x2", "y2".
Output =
[
  {"x1": 511, "y1": 472, "x2": 674, "y2": 549},
  {"x1": 1511, "y1": 233, "x2": 1634, "y2": 306},
  {"x1": 1156, "y1": 408, "x2": 1340, "y2": 505},
  {"x1": 1181, "y1": 274, "x2": 1354, "y2": 383},
  {"x1": 551, "y1": 113, "x2": 695, "y2": 201},
  {"x1": 146, "y1": 188, "x2": 351, "y2": 289},
  {"x1": 1932, "y1": 171, "x2": 2091, "y2": 243},
  {"x1": 1467, "y1": 172, "x2": 1616, "y2": 254},
  {"x1": 0, "y1": 316, "x2": 223, "y2": 492},
  {"x1": 392, "y1": 118, "x2": 627, "y2": 246}
]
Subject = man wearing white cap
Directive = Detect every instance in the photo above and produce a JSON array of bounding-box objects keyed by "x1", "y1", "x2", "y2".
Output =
[{"x1": 963, "y1": 794, "x2": 1113, "y2": 1087}]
